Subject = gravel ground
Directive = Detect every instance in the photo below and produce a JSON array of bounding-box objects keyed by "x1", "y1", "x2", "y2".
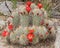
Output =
[{"x1": 0, "y1": 36, "x2": 55, "y2": 48}]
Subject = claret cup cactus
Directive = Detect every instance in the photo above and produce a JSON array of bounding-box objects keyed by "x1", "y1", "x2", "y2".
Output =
[{"x1": 1, "y1": 1, "x2": 56, "y2": 46}]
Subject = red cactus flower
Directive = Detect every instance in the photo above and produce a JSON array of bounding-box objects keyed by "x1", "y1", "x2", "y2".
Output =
[
  {"x1": 29, "y1": 29, "x2": 34, "y2": 33},
  {"x1": 27, "y1": 33, "x2": 34, "y2": 42},
  {"x1": 2, "y1": 30, "x2": 9, "y2": 37},
  {"x1": 8, "y1": 23, "x2": 13, "y2": 30},
  {"x1": 26, "y1": 6, "x2": 31, "y2": 13},
  {"x1": 37, "y1": 3, "x2": 43, "y2": 9},
  {"x1": 26, "y1": 1, "x2": 32, "y2": 6}
]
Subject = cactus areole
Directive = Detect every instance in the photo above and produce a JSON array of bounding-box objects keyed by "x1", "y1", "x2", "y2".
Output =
[
  {"x1": 40, "y1": 20, "x2": 44, "y2": 25},
  {"x1": 46, "y1": 32, "x2": 49, "y2": 35},
  {"x1": 10, "y1": 16, "x2": 14, "y2": 18}
]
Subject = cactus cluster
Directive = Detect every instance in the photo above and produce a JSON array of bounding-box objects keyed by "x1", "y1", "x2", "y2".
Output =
[{"x1": 1, "y1": 1, "x2": 56, "y2": 45}]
